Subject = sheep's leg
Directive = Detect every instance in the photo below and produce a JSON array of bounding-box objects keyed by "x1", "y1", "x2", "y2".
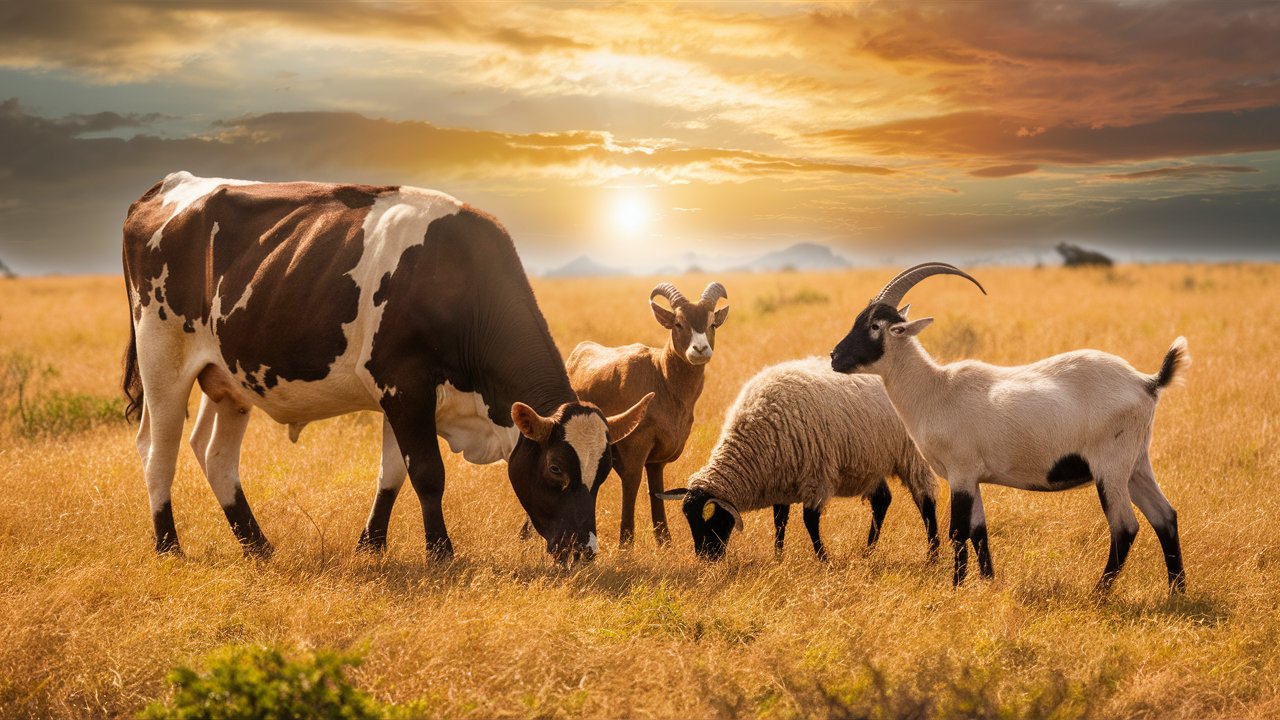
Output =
[
  {"x1": 190, "y1": 393, "x2": 270, "y2": 557},
  {"x1": 772, "y1": 505, "x2": 790, "y2": 558},
  {"x1": 645, "y1": 462, "x2": 672, "y2": 546},
  {"x1": 1128, "y1": 451, "x2": 1185, "y2": 592},
  {"x1": 948, "y1": 485, "x2": 975, "y2": 586},
  {"x1": 803, "y1": 506, "x2": 828, "y2": 561},
  {"x1": 866, "y1": 480, "x2": 892, "y2": 549},
  {"x1": 1095, "y1": 475, "x2": 1139, "y2": 594},
  {"x1": 969, "y1": 486, "x2": 995, "y2": 579},
  {"x1": 358, "y1": 417, "x2": 408, "y2": 553}
]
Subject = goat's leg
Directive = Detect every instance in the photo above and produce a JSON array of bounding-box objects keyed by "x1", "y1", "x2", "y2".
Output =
[
  {"x1": 866, "y1": 480, "x2": 892, "y2": 550},
  {"x1": 969, "y1": 485, "x2": 995, "y2": 579},
  {"x1": 1128, "y1": 450, "x2": 1185, "y2": 592},
  {"x1": 772, "y1": 504, "x2": 790, "y2": 559},
  {"x1": 803, "y1": 506, "x2": 828, "y2": 561},
  {"x1": 645, "y1": 462, "x2": 672, "y2": 546},
  {"x1": 359, "y1": 417, "x2": 408, "y2": 553},
  {"x1": 615, "y1": 445, "x2": 646, "y2": 548},
  {"x1": 948, "y1": 484, "x2": 975, "y2": 586},
  {"x1": 1095, "y1": 475, "x2": 1139, "y2": 594}
]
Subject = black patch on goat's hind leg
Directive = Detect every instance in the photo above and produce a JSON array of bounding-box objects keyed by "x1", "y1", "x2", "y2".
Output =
[
  {"x1": 949, "y1": 491, "x2": 973, "y2": 586},
  {"x1": 772, "y1": 504, "x2": 790, "y2": 558},
  {"x1": 1095, "y1": 481, "x2": 1137, "y2": 593},
  {"x1": 866, "y1": 481, "x2": 892, "y2": 549},
  {"x1": 1047, "y1": 453, "x2": 1093, "y2": 488},
  {"x1": 153, "y1": 501, "x2": 181, "y2": 555},
  {"x1": 803, "y1": 507, "x2": 827, "y2": 562},
  {"x1": 1153, "y1": 511, "x2": 1186, "y2": 592},
  {"x1": 971, "y1": 524, "x2": 994, "y2": 578},
  {"x1": 222, "y1": 487, "x2": 273, "y2": 558},
  {"x1": 358, "y1": 487, "x2": 400, "y2": 552}
]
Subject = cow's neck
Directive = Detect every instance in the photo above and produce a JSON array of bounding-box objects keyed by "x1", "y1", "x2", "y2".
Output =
[{"x1": 462, "y1": 301, "x2": 577, "y2": 422}]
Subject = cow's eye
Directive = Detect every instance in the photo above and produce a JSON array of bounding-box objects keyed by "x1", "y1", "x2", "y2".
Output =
[{"x1": 549, "y1": 464, "x2": 564, "y2": 476}]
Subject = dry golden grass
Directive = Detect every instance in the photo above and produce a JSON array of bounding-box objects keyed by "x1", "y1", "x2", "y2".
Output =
[{"x1": 1, "y1": 264, "x2": 1278, "y2": 718}]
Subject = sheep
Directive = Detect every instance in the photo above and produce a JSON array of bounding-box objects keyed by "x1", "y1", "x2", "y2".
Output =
[
  {"x1": 829, "y1": 262, "x2": 1189, "y2": 593},
  {"x1": 560, "y1": 281, "x2": 730, "y2": 547},
  {"x1": 656, "y1": 357, "x2": 939, "y2": 561}
]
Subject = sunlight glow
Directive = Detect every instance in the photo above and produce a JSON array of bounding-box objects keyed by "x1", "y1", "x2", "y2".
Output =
[{"x1": 608, "y1": 190, "x2": 652, "y2": 238}]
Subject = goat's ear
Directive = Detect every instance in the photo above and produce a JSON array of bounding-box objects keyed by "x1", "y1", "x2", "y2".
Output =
[
  {"x1": 511, "y1": 402, "x2": 554, "y2": 442},
  {"x1": 889, "y1": 317, "x2": 933, "y2": 337},
  {"x1": 655, "y1": 489, "x2": 688, "y2": 501},
  {"x1": 650, "y1": 301, "x2": 676, "y2": 329},
  {"x1": 713, "y1": 305, "x2": 730, "y2": 327},
  {"x1": 897, "y1": 304, "x2": 910, "y2": 319},
  {"x1": 606, "y1": 391, "x2": 654, "y2": 443}
]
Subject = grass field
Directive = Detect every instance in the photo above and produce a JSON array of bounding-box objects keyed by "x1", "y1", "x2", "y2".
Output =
[{"x1": 1, "y1": 264, "x2": 1278, "y2": 718}]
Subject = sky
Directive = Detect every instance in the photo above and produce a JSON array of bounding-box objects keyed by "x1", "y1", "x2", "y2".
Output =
[{"x1": 1, "y1": 0, "x2": 1278, "y2": 275}]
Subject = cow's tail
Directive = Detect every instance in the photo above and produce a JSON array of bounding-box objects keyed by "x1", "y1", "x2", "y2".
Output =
[{"x1": 122, "y1": 316, "x2": 144, "y2": 423}]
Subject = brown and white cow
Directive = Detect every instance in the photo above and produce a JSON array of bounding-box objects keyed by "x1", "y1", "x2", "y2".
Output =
[{"x1": 122, "y1": 171, "x2": 651, "y2": 564}]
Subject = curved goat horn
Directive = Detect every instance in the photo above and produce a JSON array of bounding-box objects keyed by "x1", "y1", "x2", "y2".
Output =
[
  {"x1": 699, "y1": 282, "x2": 728, "y2": 308},
  {"x1": 871, "y1": 262, "x2": 986, "y2": 309},
  {"x1": 650, "y1": 282, "x2": 687, "y2": 306}
]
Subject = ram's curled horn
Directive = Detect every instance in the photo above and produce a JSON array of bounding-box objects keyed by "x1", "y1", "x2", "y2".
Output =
[
  {"x1": 699, "y1": 281, "x2": 728, "y2": 308},
  {"x1": 871, "y1": 262, "x2": 986, "y2": 309},
  {"x1": 650, "y1": 282, "x2": 687, "y2": 307}
]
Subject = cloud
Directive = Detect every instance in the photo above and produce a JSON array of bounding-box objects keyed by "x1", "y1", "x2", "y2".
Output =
[
  {"x1": 1101, "y1": 164, "x2": 1260, "y2": 182},
  {"x1": 969, "y1": 164, "x2": 1039, "y2": 179}
]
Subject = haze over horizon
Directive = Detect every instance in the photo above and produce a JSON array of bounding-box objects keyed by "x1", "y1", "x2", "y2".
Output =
[{"x1": 2, "y1": 0, "x2": 1279, "y2": 276}]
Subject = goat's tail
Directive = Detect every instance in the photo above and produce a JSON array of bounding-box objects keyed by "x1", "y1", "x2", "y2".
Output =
[
  {"x1": 1148, "y1": 336, "x2": 1190, "y2": 398},
  {"x1": 122, "y1": 317, "x2": 144, "y2": 423}
]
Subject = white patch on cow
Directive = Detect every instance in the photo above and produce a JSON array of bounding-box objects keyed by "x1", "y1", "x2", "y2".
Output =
[
  {"x1": 147, "y1": 172, "x2": 259, "y2": 250},
  {"x1": 434, "y1": 381, "x2": 519, "y2": 464},
  {"x1": 563, "y1": 413, "x2": 608, "y2": 489},
  {"x1": 685, "y1": 330, "x2": 713, "y2": 364}
]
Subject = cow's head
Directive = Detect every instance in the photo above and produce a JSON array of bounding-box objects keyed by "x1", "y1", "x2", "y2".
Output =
[
  {"x1": 507, "y1": 393, "x2": 653, "y2": 565},
  {"x1": 649, "y1": 282, "x2": 730, "y2": 365}
]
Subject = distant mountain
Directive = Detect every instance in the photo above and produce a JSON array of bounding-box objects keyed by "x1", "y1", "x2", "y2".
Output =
[
  {"x1": 543, "y1": 255, "x2": 628, "y2": 278},
  {"x1": 731, "y1": 242, "x2": 851, "y2": 272}
]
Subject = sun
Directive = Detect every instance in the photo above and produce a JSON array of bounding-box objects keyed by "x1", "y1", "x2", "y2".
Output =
[{"x1": 608, "y1": 190, "x2": 651, "y2": 237}]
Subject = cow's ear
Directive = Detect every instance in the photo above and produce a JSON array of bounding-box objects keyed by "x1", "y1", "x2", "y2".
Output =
[
  {"x1": 606, "y1": 392, "x2": 654, "y2": 443},
  {"x1": 650, "y1": 301, "x2": 676, "y2": 329},
  {"x1": 511, "y1": 402, "x2": 554, "y2": 442}
]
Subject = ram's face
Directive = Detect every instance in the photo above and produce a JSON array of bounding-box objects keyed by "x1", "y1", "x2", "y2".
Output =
[{"x1": 831, "y1": 303, "x2": 903, "y2": 373}]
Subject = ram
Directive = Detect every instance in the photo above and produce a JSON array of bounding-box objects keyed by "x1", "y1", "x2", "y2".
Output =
[
  {"x1": 830, "y1": 262, "x2": 1189, "y2": 592},
  {"x1": 658, "y1": 357, "x2": 939, "y2": 561}
]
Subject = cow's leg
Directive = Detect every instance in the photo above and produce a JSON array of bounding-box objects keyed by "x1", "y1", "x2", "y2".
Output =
[
  {"x1": 969, "y1": 485, "x2": 995, "y2": 579},
  {"x1": 773, "y1": 504, "x2": 790, "y2": 559},
  {"x1": 645, "y1": 462, "x2": 671, "y2": 546},
  {"x1": 804, "y1": 505, "x2": 828, "y2": 561},
  {"x1": 385, "y1": 409, "x2": 452, "y2": 562},
  {"x1": 615, "y1": 444, "x2": 647, "y2": 549},
  {"x1": 135, "y1": 350, "x2": 198, "y2": 555},
  {"x1": 866, "y1": 480, "x2": 892, "y2": 550},
  {"x1": 1095, "y1": 473, "x2": 1140, "y2": 594},
  {"x1": 358, "y1": 416, "x2": 408, "y2": 553},
  {"x1": 189, "y1": 393, "x2": 270, "y2": 556},
  {"x1": 1128, "y1": 449, "x2": 1186, "y2": 593}
]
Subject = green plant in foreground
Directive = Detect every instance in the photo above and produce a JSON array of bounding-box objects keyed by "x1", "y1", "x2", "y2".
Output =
[{"x1": 139, "y1": 645, "x2": 394, "y2": 720}]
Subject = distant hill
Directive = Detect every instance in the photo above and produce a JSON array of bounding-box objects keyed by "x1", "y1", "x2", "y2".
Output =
[
  {"x1": 543, "y1": 255, "x2": 628, "y2": 278},
  {"x1": 731, "y1": 242, "x2": 851, "y2": 273}
]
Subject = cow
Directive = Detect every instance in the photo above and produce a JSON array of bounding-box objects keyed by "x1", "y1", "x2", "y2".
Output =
[{"x1": 121, "y1": 171, "x2": 652, "y2": 565}]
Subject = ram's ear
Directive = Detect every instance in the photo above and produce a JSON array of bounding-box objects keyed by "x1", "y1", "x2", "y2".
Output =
[
  {"x1": 713, "y1": 305, "x2": 730, "y2": 327},
  {"x1": 655, "y1": 489, "x2": 688, "y2": 501},
  {"x1": 889, "y1": 317, "x2": 933, "y2": 337},
  {"x1": 650, "y1": 301, "x2": 676, "y2": 329}
]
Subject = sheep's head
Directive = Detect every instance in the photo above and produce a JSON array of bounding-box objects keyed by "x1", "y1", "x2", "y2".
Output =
[
  {"x1": 650, "y1": 282, "x2": 730, "y2": 365},
  {"x1": 655, "y1": 487, "x2": 742, "y2": 560},
  {"x1": 832, "y1": 263, "x2": 985, "y2": 374}
]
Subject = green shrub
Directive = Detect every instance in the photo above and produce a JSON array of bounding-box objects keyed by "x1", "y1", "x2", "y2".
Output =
[
  {"x1": 1, "y1": 351, "x2": 125, "y2": 438},
  {"x1": 139, "y1": 645, "x2": 393, "y2": 720}
]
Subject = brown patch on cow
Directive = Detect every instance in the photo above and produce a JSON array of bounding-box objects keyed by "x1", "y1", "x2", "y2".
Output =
[
  {"x1": 197, "y1": 364, "x2": 253, "y2": 414},
  {"x1": 123, "y1": 179, "x2": 398, "y2": 386}
]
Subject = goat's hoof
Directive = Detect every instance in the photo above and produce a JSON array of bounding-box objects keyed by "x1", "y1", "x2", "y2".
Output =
[
  {"x1": 426, "y1": 538, "x2": 455, "y2": 563},
  {"x1": 242, "y1": 539, "x2": 274, "y2": 560}
]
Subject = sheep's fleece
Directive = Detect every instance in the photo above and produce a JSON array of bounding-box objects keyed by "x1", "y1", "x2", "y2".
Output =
[{"x1": 688, "y1": 357, "x2": 935, "y2": 513}]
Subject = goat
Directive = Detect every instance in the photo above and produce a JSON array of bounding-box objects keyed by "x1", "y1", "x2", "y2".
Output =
[{"x1": 830, "y1": 262, "x2": 1189, "y2": 593}]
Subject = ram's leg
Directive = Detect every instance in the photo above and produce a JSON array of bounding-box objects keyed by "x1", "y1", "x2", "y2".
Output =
[
  {"x1": 866, "y1": 480, "x2": 892, "y2": 550},
  {"x1": 615, "y1": 444, "x2": 647, "y2": 548},
  {"x1": 358, "y1": 416, "x2": 408, "y2": 553},
  {"x1": 803, "y1": 506, "x2": 828, "y2": 561},
  {"x1": 969, "y1": 486, "x2": 995, "y2": 579},
  {"x1": 1128, "y1": 449, "x2": 1185, "y2": 592},
  {"x1": 948, "y1": 484, "x2": 975, "y2": 586},
  {"x1": 772, "y1": 504, "x2": 790, "y2": 559},
  {"x1": 1095, "y1": 476, "x2": 1139, "y2": 594},
  {"x1": 645, "y1": 462, "x2": 672, "y2": 546}
]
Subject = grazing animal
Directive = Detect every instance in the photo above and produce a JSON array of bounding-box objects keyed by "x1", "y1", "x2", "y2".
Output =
[
  {"x1": 564, "y1": 281, "x2": 730, "y2": 547},
  {"x1": 657, "y1": 358, "x2": 939, "y2": 561},
  {"x1": 830, "y1": 262, "x2": 1189, "y2": 592},
  {"x1": 121, "y1": 171, "x2": 651, "y2": 565}
]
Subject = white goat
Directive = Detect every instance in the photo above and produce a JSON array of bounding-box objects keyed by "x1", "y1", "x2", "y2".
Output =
[{"x1": 830, "y1": 263, "x2": 1189, "y2": 593}]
